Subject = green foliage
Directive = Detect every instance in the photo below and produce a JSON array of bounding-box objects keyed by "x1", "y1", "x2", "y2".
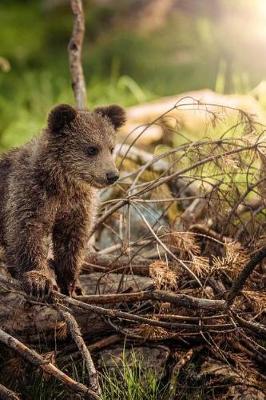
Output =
[
  {"x1": 0, "y1": 0, "x2": 265, "y2": 150},
  {"x1": 0, "y1": 69, "x2": 153, "y2": 149}
]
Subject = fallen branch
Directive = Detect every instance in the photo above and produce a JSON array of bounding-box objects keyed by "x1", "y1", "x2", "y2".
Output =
[
  {"x1": 226, "y1": 246, "x2": 266, "y2": 307},
  {"x1": 1, "y1": 272, "x2": 265, "y2": 340},
  {"x1": 58, "y1": 306, "x2": 101, "y2": 396},
  {"x1": 229, "y1": 336, "x2": 266, "y2": 365},
  {"x1": 58, "y1": 334, "x2": 121, "y2": 364},
  {"x1": 190, "y1": 224, "x2": 233, "y2": 244},
  {"x1": 0, "y1": 274, "x2": 225, "y2": 311},
  {"x1": 0, "y1": 274, "x2": 227, "y2": 336},
  {"x1": 231, "y1": 312, "x2": 266, "y2": 338},
  {"x1": 91, "y1": 143, "x2": 259, "y2": 237},
  {"x1": 0, "y1": 383, "x2": 21, "y2": 400},
  {"x1": 77, "y1": 289, "x2": 225, "y2": 310},
  {"x1": 0, "y1": 328, "x2": 99, "y2": 400},
  {"x1": 57, "y1": 292, "x2": 228, "y2": 332}
]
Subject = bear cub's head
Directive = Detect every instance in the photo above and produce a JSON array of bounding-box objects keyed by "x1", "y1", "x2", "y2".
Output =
[{"x1": 47, "y1": 104, "x2": 126, "y2": 188}]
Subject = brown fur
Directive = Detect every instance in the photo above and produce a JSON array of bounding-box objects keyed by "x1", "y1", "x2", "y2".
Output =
[{"x1": 0, "y1": 104, "x2": 126, "y2": 297}]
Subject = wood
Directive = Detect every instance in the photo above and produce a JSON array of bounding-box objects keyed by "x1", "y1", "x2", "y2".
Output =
[
  {"x1": 231, "y1": 312, "x2": 266, "y2": 338},
  {"x1": 0, "y1": 383, "x2": 21, "y2": 400},
  {"x1": 226, "y1": 246, "x2": 266, "y2": 307},
  {"x1": 68, "y1": 0, "x2": 87, "y2": 108},
  {"x1": 59, "y1": 307, "x2": 101, "y2": 396},
  {"x1": 58, "y1": 292, "x2": 227, "y2": 331},
  {"x1": 58, "y1": 334, "x2": 121, "y2": 364},
  {"x1": 0, "y1": 273, "x2": 107, "y2": 337},
  {"x1": 90, "y1": 144, "x2": 258, "y2": 237},
  {"x1": 0, "y1": 274, "x2": 226, "y2": 336},
  {"x1": 83, "y1": 253, "x2": 151, "y2": 276},
  {"x1": 77, "y1": 289, "x2": 225, "y2": 310},
  {"x1": 0, "y1": 328, "x2": 100, "y2": 400},
  {"x1": 120, "y1": 90, "x2": 265, "y2": 145}
]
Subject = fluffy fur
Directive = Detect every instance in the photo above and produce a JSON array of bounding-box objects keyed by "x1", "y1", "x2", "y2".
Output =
[{"x1": 0, "y1": 104, "x2": 126, "y2": 297}]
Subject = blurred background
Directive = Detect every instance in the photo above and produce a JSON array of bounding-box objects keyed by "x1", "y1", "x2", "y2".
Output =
[{"x1": 1, "y1": 0, "x2": 266, "y2": 149}]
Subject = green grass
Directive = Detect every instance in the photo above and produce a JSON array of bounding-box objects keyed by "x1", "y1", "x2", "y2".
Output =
[
  {"x1": 0, "y1": 69, "x2": 154, "y2": 150},
  {"x1": 0, "y1": 347, "x2": 216, "y2": 400},
  {"x1": 1, "y1": 1, "x2": 265, "y2": 151},
  {"x1": 0, "y1": 349, "x2": 169, "y2": 400},
  {"x1": 101, "y1": 349, "x2": 169, "y2": 400}
]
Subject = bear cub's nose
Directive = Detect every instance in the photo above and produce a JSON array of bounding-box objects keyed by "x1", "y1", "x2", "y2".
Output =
[{"x1": 106, "y1": 171, "x2": 119, "y2": 184}]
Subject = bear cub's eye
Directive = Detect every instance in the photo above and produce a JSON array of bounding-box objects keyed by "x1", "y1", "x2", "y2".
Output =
[{"x1": 87, "y1": 146, "x2": 99, "y2": 156}]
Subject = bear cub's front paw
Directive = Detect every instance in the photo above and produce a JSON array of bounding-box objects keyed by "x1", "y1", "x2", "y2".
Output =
[{"x1": 22, "y1": 271, "x2": 58, "y2": 299}]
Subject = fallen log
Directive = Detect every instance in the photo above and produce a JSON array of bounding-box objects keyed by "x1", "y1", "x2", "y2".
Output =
[
  {"x1": 0, "y1": 272, "x2": 226, "y2": 340},
  {"x1": 119, "y1": 90, "x2": 266, "y2": 146},
  {"x1": 0, "y1": 244, "x2": 265, "y2": 344},
  {"x1": 0, "y1": 272, "x2": 108, "y2": 337},
  {"x1": 83, "y1": 253, "x2": 151, "y2": 276}
]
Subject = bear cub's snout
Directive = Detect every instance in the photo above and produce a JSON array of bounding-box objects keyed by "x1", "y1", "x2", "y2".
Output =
[{"x1": 106, "y1": 171, "x2": 119, "y2": 185}]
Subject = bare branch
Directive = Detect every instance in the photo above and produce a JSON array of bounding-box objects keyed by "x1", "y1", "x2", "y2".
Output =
[
  {"x1": 77, "y1": 290, "x2": 225, "y2": 310},
  {"x1": 231, "y1": 312, "x2": 266, "y2": 338},
  {"x1": 0, "y1": 273, "x2": 225, "y2": 312},
  {"x1": 91, "y1": 142, "x2": 260, "y2": 237},
  {"x1": 0, "y1": 384, "x2": 21, "y2": 400},
  {"x1": 226, "y1": 246, "x2": 266, "y2": 307},
  {"x1": 68, "y1": 0, "x2": 87, "y2": 108},
  {"x1": 58, "y1": 307, "x2": 101, "y2": 396},
  {"x1": 0, "y1": 328, "x2": 99, "y2": 400}
]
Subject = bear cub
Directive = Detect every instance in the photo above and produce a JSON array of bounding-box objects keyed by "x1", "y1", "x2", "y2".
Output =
[{"x1": 0, "y1": 104, "x2": 126, "y2": 297}]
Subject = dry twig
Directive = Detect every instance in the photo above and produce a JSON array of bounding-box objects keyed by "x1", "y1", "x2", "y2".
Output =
[{"x1": 58, "y1": 306, "x2": 101, "y2": 396}]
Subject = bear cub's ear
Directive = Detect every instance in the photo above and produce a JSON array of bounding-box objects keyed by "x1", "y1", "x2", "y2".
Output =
[
  {"x1": 48, "y1": 104, "x2": 77, "y2": 133},
  {"x1": 94, "y1": 105, "x2": 126, "y2": 130}
]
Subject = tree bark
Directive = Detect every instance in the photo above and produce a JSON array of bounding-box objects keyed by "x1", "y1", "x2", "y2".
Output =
[{"x1": 68, "y1": 0, "x2": 87, "y2": 108}]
